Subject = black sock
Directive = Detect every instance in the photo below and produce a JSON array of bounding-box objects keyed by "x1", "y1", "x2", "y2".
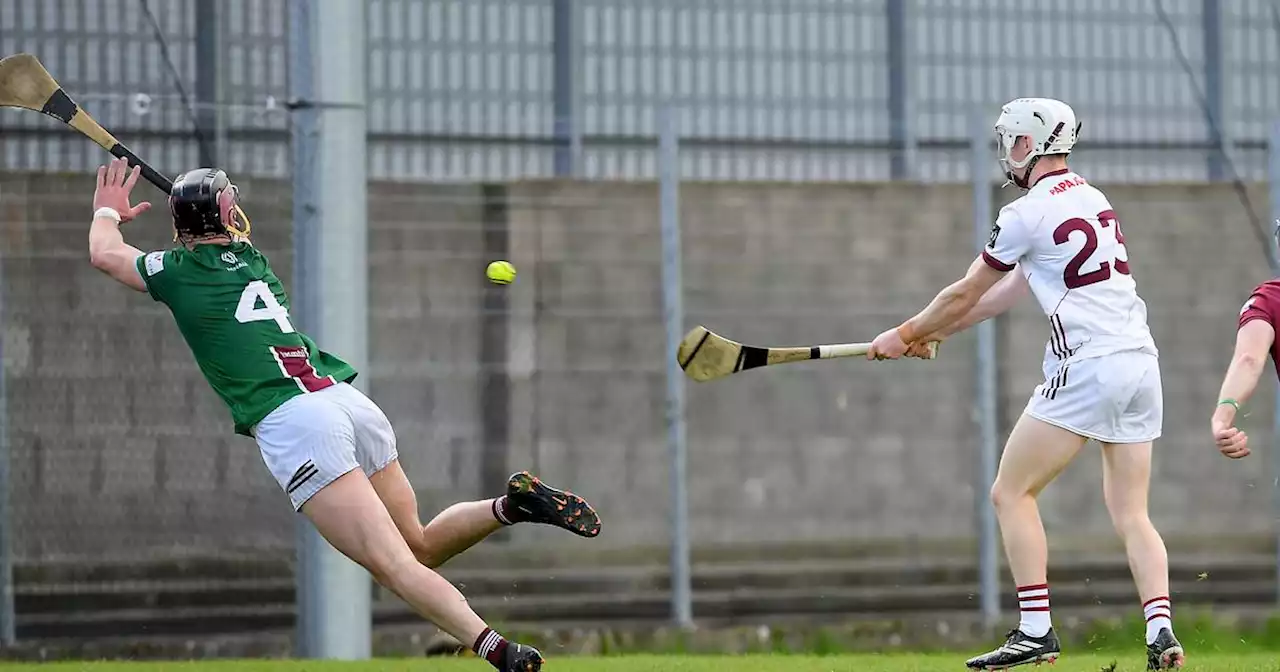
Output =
[
  {"x1": 473, "y1": 627, "x2": 509, "y2": 669},
  {"x1": 492, "y1": 496, "x2": 523, "y2": 525}
]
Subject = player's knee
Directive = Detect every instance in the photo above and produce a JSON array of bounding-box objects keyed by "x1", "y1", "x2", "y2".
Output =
[
  {"x1": 989, "y1": 482, "x2": 1007, "y2": 509},
  {"x1": 359, "y1": 552, "x2": 396, "y2": 588},
  {"x1": 350, "y1": 531, "x2": 420, "y2": 589},
  {"x1": 366, "y1": 552, "x2": 422, "y2": 593},
  {"x1": 404, "y1": 534, "x2": 443, "y2": 569},
  {"x1": 989, "y1": 480, "x2": 1032, "y2": 510},
  {"x1": 1106, "y1": 506, "x2": 1151, "y2": 538}
]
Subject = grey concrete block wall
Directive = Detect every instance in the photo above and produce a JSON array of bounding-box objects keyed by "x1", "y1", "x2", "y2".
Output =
[{"x1": 1, "y1": 172, "x2": 1274, "y2": 562}]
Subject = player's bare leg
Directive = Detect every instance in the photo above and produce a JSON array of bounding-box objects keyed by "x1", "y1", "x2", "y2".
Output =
[
  {"x1": 1100, "y1": 442, "x2": 1168, "y2": 603},
  {"x1": 370, "y1": 461, "x2": 502, "y2": 568},
  {"x1": 301, "y1": 469, "x2": 485, "y2": 642},
  {"x1": 1101, "y1": 441, "x2": 1183, "y2": 670},
  {"x1": 993, "y1": 415, "x2": 1085, "y2": 589},
  {"x1": 302, "y1": 469, "x2": 544, "y2": 672},
  {"x1": 371, "y1": 462, "x2": 602, "y2": 569},
  {"x1": 966, "y1": 414, "x2": 1084, "y2": 670}
]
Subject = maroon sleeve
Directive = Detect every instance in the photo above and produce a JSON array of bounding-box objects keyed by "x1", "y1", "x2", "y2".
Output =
[{"x1": 1239, "y1": 283, "x2": 1278, "y2": 329}]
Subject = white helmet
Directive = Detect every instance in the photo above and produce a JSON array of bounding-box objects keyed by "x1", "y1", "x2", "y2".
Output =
[{"x1": 994, "y1": 98, "x2": 1080, "y2": 188}]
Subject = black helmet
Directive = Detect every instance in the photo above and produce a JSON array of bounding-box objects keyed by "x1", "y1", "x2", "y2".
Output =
[{"x1": 168, "y1": 168, "x2": 250, "y2": 242}]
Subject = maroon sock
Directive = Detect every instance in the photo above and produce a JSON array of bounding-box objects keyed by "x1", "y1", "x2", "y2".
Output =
[
  {"x1": 492, "y1": 496, "x2": 523, "y2": 525},
  {"x1": 473, "y1": 627, "x2": 509, "y2": 669}
]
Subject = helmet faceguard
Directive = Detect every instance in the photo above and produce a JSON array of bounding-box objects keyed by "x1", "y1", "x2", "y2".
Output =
[{"x1": 168, "y1": 168, "x2": 252, "y2": 244}]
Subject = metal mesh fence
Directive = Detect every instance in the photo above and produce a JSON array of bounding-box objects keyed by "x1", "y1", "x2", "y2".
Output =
[
  {"x1": 4, "y1": 164, "x2": 1280, "y2": 640},
  {"x1": 5, "y1": 0, "x2": 1280, "y2": 181}
]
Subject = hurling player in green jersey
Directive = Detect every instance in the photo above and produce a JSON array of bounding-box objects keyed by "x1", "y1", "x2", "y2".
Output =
[{"x1": 88, "y1": 157, "x2": 601, "y2": 671}]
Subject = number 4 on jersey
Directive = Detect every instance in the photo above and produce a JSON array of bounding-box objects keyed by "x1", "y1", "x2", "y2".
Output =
[
  {"x1": 236, "y1": 280, "x2": 295, "y2": 333},
  {"x1": 235, "y1": 281, "x2": 333, "y2": 393}
]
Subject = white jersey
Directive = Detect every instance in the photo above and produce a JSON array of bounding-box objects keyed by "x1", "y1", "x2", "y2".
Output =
[{"x1": 982, "y1": 169, "x2": 1157, "y2": 368}]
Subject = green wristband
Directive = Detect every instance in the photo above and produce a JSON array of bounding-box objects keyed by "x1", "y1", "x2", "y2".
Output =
[{"x1": 1219, "y1": 399, "x2": 1241, "y2": 412}]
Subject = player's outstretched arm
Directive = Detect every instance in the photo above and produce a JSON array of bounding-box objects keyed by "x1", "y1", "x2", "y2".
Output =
[
  {"x1": 901, "y1": 269, "x2": 1029, "y2": 358},
  {"x1": 1212, "y1": 319, "x2": 1275, "y2": 459},
  {"x1": 867, "y1": 255, "x2": 1007, "y2": 359},
  {"x1": 927, "y1": 266, "x2": 1028, "y2": 341},
  {"x1": 88, "y1": 158, "x2": 151, "y2": 293}
]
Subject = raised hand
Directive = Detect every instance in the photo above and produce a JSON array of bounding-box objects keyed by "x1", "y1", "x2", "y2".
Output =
[{"x1": 93, "y1": 157, "x2": 152, "y2": 222}]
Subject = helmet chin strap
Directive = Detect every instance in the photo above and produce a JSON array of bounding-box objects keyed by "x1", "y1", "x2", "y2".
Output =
[
  {"x1": 1008, "y1": 154, "x2": 1042, "y2": 190},
  {"x1": 997, "y1": 132, "x2": 1036, "y2": 189},
  {"x1": 227, "y1": 204, "x2": 252, "y2": 240},
  {"x1": 171, "y1": 204, "x2": 252, "y2": 245}
]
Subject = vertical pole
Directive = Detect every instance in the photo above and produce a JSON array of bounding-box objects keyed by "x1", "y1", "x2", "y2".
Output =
[
  {"x1": 0, "y1": 205, "x2": 13, "y2": 647},
  {"x1": 194, "y1": 0, "x2": 223, "y2": 167},
  {"x1": 289, "y1": 0, "x2": 318, "y2": 335},
  {"x1": 887, "y1": 0, "x2": 916, "y2": 180},
  {"x1": 479, "y1": 186, "x2": 512, "y2": 509},
  {"x1": 215, "y1": 4, "x2": 229, "y2": 163},
  {"x1": 552, "y1": 0, "x2": 582, "y2": 177},
  {"x1": 1203, "y1": 0, "x2": 1227, "y2": 181},
  {"x1": 659, "y1": 106, "x2": 692, "y2": 628},
  {"x1": 972, "y1": 110, "x2": 1000, "y2": 627},
  {"x1": 1268, "y1": 121, "x2": 1280, "y2": 605},
  {"x1": 288, "y1": 0, "x2": 371, "y2": 659}
]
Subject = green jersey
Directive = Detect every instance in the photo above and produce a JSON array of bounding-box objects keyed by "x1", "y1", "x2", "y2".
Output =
[{"x1": 136, "y1": 242, "x2": 358, "y2": 436}]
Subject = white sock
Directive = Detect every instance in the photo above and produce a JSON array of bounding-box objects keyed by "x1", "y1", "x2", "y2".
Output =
[
  {"x1": 1144, "y1": 596, "x2": 1172, "y2": 643},
  {"x1": 1017, "y1": 583, "x2": 1051, "y2": 637}
]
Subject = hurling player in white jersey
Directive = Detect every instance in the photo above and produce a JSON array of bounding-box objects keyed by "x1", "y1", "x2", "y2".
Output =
[{"x1": 867, "y1": 98, "x2": 1183, "y2": 671}]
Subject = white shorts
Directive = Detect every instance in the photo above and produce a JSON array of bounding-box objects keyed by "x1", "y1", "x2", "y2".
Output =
[
  {"x1": 1024, "y1": 350, "x2": 1162, "y2": 444},
  {"x1": 252, "y1": 382, "x2": 399, "y2": 510}
]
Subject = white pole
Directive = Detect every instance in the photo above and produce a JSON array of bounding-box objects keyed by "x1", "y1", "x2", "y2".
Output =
[
  {"x1": 972, "y1": 110, "x2": 1001, "y2": 627},
  {"x1": 288, "y1": 0, "x2": 371, "y2": 658},
  {"x1": 659, "y1": 105, "x2": 692, "y2": 627}
]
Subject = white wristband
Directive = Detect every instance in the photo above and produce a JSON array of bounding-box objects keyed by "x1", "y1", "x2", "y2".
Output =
[{"x1": 94, "y1": 206, "x2": 121, "y2": 223}]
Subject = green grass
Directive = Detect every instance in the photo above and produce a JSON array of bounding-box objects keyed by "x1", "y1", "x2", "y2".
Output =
[
  {"x1": 0, "y1": 654, "x2": 1277, "y2": 672},
  {"x1": 1070, "y1": 613, "x2": 1280, "y2": 654},
  {"x1": 5, "y1": 613, "x2": 1280, "y2": 671}
]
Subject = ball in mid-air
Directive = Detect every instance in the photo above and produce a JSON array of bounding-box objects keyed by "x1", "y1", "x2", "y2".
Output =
[{"x1": 486, "y1": 260, "x2": 517, "y2": 285}]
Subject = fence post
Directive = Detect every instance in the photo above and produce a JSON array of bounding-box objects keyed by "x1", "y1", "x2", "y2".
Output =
[
  {"x1": 0, "y1": 201, "x2": 12, "y2": 646},
  {"x1": 1269, "y1": 120, "x2": 1280, "y2": 605},
  {"x1": 887, "y1": 0, "x2": 916, "y2": 180},
  {"x1": 194, "y1": 0, "x2": 224, "y2": 167},
  {"x1": 1203, "y1": 0, "x2": 1228, "y2": 181},
  {"x1": 553, "y1": 0, "x2": 583, "y2": 177},
  {"x1": 659, "y1": 105, "x2": 692, "y2": 628},
  {"x1": 972, "y1": 110, "x2": 1001, "y2": 627},
  {"x1": 288, "y1": 0, "x2": 372, "y2": 658}
]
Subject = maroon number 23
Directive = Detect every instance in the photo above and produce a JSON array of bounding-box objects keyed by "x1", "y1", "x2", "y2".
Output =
[{"x1": 1054, "y1": 209, "x2": 1129, "y2": 289}]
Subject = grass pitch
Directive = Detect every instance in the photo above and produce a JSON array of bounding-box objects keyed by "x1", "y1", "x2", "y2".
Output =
[{"x1": 0, "y1": 654, "x2": 1276, "y2": 672}]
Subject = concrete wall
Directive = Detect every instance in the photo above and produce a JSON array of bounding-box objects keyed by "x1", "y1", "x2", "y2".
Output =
[{"x1": 1, "y1": 172, "x2": 1273, "y2": 561}]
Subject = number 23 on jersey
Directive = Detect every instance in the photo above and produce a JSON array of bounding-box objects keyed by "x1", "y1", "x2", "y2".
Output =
[{"x1": 1055, "y1": 209, "x2": 1130, "y2": 289}]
